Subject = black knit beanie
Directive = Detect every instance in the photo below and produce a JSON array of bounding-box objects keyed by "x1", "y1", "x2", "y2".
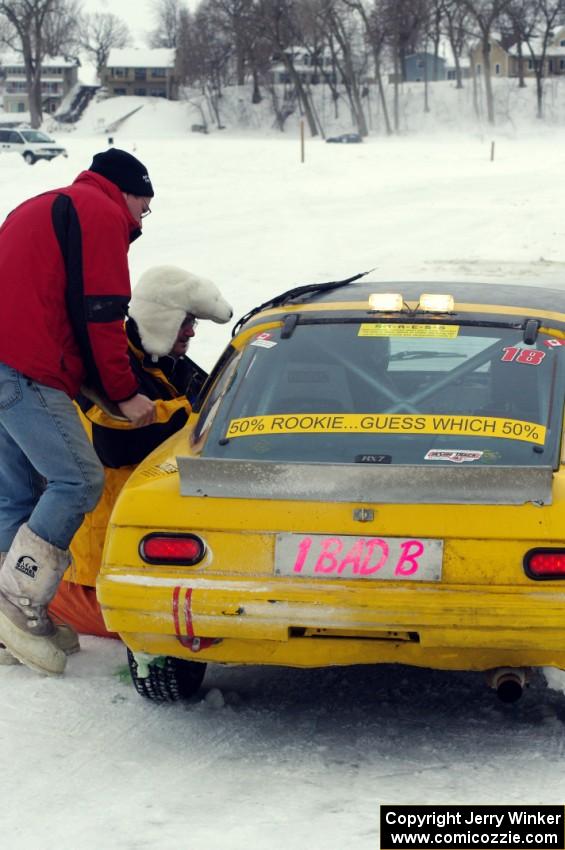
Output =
[{"x1": 89, "y1": 148, "x2": 154, "y2": 197}]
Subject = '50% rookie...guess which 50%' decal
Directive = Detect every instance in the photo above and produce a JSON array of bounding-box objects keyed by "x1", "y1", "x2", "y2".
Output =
[{"x1": 226, "y1": 413, "x2": 546, "y2": 445}]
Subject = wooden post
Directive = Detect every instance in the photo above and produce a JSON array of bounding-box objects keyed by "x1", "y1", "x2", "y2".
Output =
[
  {"x1": 300, "y1": 119, "x2": 305, "y2": 163},
  {"x1": 490, "y1": 140, "x2": 495, "y2": 161}
]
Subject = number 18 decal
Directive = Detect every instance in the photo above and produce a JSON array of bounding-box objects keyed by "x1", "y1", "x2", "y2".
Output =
[{"x1": 501, "y1": 347, "x2": 546, "y2": 366}]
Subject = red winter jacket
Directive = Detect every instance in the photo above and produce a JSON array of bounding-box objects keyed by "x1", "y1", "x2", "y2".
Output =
[{"x1": 0, "y1": 171, "x2": 141, "y2": 402}]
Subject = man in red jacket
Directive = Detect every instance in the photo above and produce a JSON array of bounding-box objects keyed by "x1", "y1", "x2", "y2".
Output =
[{"x1": 0, "y1": 148, "x2": 156, "y2": 676}]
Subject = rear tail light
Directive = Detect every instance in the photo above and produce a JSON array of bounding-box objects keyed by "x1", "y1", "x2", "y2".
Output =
[
  {"x1": 139, "y1": 533, "x2": 205, "y2": 565},
  {"x1": 524, "y1": 548, "x2": 565, "y2": 580}
]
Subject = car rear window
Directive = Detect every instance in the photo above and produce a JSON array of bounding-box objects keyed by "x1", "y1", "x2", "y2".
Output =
[{"x1": 197, "y1": 321, "x2": 564, "y2": 467}]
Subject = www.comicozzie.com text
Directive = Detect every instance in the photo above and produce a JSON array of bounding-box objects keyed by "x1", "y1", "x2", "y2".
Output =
[{"x1": 381, "y1": 807, "x2": 563, "y2": 848}]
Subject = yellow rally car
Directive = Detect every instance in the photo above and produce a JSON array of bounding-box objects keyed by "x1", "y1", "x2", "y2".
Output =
[{"x1": 98, "y1": 278, "x2": 565, "y2": 704}]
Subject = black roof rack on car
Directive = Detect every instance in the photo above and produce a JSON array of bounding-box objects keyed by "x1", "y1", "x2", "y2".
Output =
[{"x1": 231, "y1": 268, "x2": 374, "y2": 337}]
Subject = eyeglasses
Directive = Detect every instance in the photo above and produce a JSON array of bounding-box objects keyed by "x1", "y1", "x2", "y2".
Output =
[{"x1": 140, "y1": 203, "x2": 152, "y2": 219}]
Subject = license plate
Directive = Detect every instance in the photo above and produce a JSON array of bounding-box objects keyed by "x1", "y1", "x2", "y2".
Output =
[{"x1": 275, "y1": 533, "x2": 443, "y2": 581}]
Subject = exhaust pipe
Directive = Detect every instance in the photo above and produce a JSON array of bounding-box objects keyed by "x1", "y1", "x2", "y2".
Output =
[{"x1": 486, "y1": 667, "x2": 529, "y2": 703}]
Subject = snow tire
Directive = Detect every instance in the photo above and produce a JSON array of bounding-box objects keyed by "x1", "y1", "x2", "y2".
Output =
[{"x1": 127, "y1": 648, "x2": 206, "y2": 703}]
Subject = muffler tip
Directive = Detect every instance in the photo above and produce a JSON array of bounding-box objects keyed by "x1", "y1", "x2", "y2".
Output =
[
  {"x1": 496, "y1": 677, "x2": 523, "y2": 703},
  {"x1": 486, "y1": 667, "x2": 528, "y2": 703}
]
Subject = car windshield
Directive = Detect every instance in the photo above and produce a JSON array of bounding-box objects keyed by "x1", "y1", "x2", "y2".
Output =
[
  {"x1": 20, "y1": 131, "x2": 52, "y2": 143},
  {"x1": 196, "y1": 321, "x2": 565, "y2": 466}
]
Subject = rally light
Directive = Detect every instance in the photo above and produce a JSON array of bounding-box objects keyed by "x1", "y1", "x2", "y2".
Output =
[
  {"x1": 418, "y1": 293, "x2": 455, "y2": 313},
  {"x1": 139, "y1": 533, "x2": 206, "y2": 566},
  {"x1": 368, "y1": 293, "x2": 404, "y2": 312},
  {"x1": 524, "y1": 548, "x2": 565, "y2": 580}
]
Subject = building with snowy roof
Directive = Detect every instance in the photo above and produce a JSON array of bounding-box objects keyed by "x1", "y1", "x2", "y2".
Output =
[
  {"x1": 2, "y1": 55, "x2": 79, "y2": 115},
  {"x1": 269, "y1": 46, "x2": 363, "y2": 85},
  {"x1": 469, "y1": 26, "x2": 565, "y2": 79},
  {"x1": 507, "y1": 25, "x2": 565, "y2": 78},
  {"x1": 469, "y1": 34, "x2": 512, "y2": 79},
  {"x1": 101, "y1": 48, "x2": 178, "y2": 100}
]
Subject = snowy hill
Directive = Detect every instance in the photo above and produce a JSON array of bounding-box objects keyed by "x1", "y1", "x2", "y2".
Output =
[
  {"x1": 70, "y1": 95, "x2": 195, "y2": 138},
  {"x1": 43, "y1": 75, "x2": 565, "y2": 144}
]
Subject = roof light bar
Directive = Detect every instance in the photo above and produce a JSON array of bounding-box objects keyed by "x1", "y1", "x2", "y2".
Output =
[
  {"x1": 418, "y1": 293, "x2": 455, "y2": 313},
  {"x1": 368, "y1": 293, "x2": 404, "y2": 312}
]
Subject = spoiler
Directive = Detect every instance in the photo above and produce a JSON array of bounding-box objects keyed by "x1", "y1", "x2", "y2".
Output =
[{"x1": 177, "y1": 458, "x2": 553, "y2": 506}]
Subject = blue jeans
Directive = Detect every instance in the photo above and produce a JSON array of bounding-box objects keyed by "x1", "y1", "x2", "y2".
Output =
[{"x1": 0, "y1": 363, "x2": 105, "y2": 551}]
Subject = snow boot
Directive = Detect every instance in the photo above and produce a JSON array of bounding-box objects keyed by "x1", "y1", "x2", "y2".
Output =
[
  {"x1": 0, "y1": 552, "x2": 19, "y2": 666},
  {"x1": 50, "y1": 620, "x2": 80, "y2": 655},
  {"x1": 0, "y1": 626, "x2": 79, "y2": 664},
  {"x1": 0, "y1": 548, "x2": 79, "y2": 662},
  {"x1": 0, "y1": 525, "x2": 71, "y2": 675},
  {"x1": 0, "y1": 546, "x2": 79, "y2": 662}
]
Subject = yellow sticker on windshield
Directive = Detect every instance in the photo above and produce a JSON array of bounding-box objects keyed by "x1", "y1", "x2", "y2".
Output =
[
  {"x1": 225, "y1": 414, "x2": 545, "y2": 445},
  {"x1": 359, "y1": 323, "x2": 459, "y2": 338}
]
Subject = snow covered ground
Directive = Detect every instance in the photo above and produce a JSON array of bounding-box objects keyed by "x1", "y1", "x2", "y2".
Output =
[{"x1": 2, "y1": 99, "x2": 565, "y2": 849}]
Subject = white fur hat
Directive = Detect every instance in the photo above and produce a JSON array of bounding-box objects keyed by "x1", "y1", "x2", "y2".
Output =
[{"x1": 128, "y1": 265, "x2": 233, "y2": 356}]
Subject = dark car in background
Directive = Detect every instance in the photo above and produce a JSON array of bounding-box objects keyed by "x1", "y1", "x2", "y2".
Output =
[{"x1": 326, "y1": 132, "x2": 363, "y2": 144}]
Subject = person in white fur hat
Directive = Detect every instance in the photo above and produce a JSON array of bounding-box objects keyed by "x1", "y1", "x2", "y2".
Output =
[
  {"x1": 75, "y1": 265, "x2": 233, "y2": 468},
  {"x1": 45, "y1": 266, "x2": 233, "y2": 643}
]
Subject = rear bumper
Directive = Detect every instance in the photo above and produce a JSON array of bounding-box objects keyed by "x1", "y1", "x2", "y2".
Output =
[{"x1": 97, "y1": 572, "x2": 565, "y2": 670}]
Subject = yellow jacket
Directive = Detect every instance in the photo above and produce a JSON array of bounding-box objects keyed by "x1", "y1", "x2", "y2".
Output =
[{"x1": 67, "y1": 319, "x2": 205, "y2": 586}]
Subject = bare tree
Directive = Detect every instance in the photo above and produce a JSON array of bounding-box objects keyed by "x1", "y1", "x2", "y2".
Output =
[
  {"x1": 421, "y1": 0, "x2": 445, "y2": 113},
  {"x1": 79, "y1": 12, "x2": 131, "y2": 78},
  {"x1": 149, "y1": 0, "x2": 183, "y2": 48},
  {"x1": 381, "y1": 0, "x2": 431, "y2": 131},
  {"x1": 0, "y1": 0, "x2": 59, "y2": 127},
  {"x1": 204, "y1": 0, "x2": 273, "y2": 103},
  {"x1": 176, "y1": 6, "x2": 197, "y2": 83},
  {"x1": 43, "y1": 0, "x2": 81, "y2": 58},
  {"x1": 177, "y1": 2, "x2": 233, "y2": 127},
  {"x1": 303, "y1": 15, "x2": 343, "y2": 121},
  {"x1": 501, "y1": 0, "x2": 535, "y2": 87},
  {"x1": 440, "y1": 0, "x2": 471, "y2": 88},
  {"x1": 518, "y1": 0, "x2": 565, "y2": 117},
  {"x1": 244, "y1": 21, "x2": 273, "y2": 104},
  {"x1": 348, "y1": 0, "x2": 392, "y2": 134},
  {"x1": 427, "y1": 0, "x2": 443, "y2": 81},
  {"x1": 460, "y1": 0, "x2": 512, "y2": 124},
  {"x1": 321, "y1": 0, "x2": 369, "y2": 136},
  {"x1": 204, "y1": 0, "x2": 253, "y2": 86},
  {"x1": 255, "y1": 0, "x2": 320, "y2": 136}
]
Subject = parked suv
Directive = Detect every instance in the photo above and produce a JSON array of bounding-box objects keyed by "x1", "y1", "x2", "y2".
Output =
[{"x1": 0, "y1": 128, "x2": 67, "y2": 164}]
